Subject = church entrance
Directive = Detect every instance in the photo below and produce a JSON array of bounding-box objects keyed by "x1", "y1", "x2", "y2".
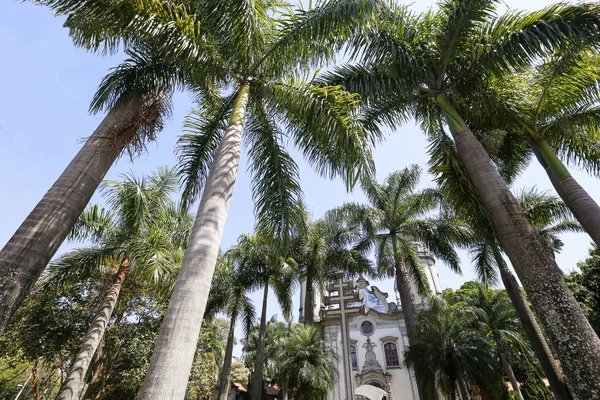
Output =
[{"x1": 355, "y1": 382, "x2": 388, "y2": 400}]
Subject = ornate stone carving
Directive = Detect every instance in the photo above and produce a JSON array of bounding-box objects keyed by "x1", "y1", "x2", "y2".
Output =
[{"x1": 361, "y1": 338, "x2": 384, "y2": 374}]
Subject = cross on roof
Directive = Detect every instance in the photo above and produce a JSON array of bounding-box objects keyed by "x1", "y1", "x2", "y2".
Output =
[{"x1": 321, "y1": 271, "x2": 365, "y2": 321}]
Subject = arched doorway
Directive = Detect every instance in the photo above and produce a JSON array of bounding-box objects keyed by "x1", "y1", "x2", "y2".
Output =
[{"x1": 355, "y1": 381, "x2": 389, "y2": 400}]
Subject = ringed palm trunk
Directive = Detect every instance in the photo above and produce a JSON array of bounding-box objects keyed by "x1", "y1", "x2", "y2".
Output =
[
  {"x1": 139, "y1": 83, "x2": 250, "y2": 400},
  {"x1": 303, "y1": 269, "x2": 314, "y2": 325},
  {"x1": 500, "y1": 353, "x2": 522, "y2": 400},
  {"x1": 0, "y1": 96, "x2": 152, "y2": 333},
  {"x1": 217, "y1": 314, "x2": 237, "y2": 400},
  {"x1": 81, "y1": 336, "x2": 106, "y2": 400},
  {"x1": 390, "y1": 237, "x2": 426, "y2": 399},
  {"x1": 391, "y1": 236, "x2": 417, "y2": 334},
  {"x1": 56, "y1": 255, "x2": 130, "y2": 400},
  {"x1": 251, "y1": 282, "x2": 269, "y2": 400},
  {"x1": 531, "y1": 137, "x2": 600, "y2": 247},
  {"x1": 495, "y1": 336, "x2": 523, "y2": 400},
  {"x1": 492, "y1": 246, "x2": 571, "y2": 400},
  {"x1": 436, "y1": 95, "x2": 600, "y2": 399}
]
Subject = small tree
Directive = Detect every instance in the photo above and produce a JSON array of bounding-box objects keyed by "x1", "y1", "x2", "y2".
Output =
[
  {"x1": 405, "y1": 295, "x2": 505, "y2": 400},
  {"x1": 273, "y1": 324, "x2": 336, "y2": 400}
]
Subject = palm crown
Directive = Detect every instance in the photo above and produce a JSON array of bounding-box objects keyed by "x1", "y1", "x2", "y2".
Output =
[
  {"x1": 50, "y1": 168, "x2": 190, "y2": 288},
  {"x1": 334, "y1": 165, "x2": 468, "y2": 344}
]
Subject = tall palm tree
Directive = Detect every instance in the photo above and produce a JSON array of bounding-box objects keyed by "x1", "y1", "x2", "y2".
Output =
[
  {"x1": 292, "y1": 202, "x2": 372, "y2": 325},
  {"x1": 48, "y1": 168, "x2": 191, "y2": 400},
  {"x1": 0, "y1": 0, "x2": 228, "y2": 333},
  {"x1": 19, "y1": 1, "x2": 381, "y2": 396},
  {"x1": 324, "y1": 2, "x2": 600, "y2": 395},
  {"x1": 336, "y1": 166, "x2": 465, "y2": 336},
  {"x1": 429, "y1": 134, "x2": 576, "y2": 399},
  {"x1": 273, "y1": 324, "x2": 336, "y2": 400},
  {"x1": 405, "y1": 295, "x2": 505, "y2": 400},
  {"x1": 205, "y1": 255, "x2": 256, "y2": 400},
  {"x1": 229, "y1": 233, "x2": 296, "y2": 400},
  {"x1": 463, "y1": 51, "x2": 600, "y2": 247},
  {"x1": 456, "y1": 283, "x2": 530, "y2": 399},
  {"x1": 0, "y1": 60, "x2": 174, "y2": 334},
  {"x1": 60, "y1": 2, "x2": 381, "y2": 397}
]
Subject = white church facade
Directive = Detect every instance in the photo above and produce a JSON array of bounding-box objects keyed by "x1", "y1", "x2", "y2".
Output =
[{"x1": 299, "y1": 248, "x2": 442, "y2": 400}]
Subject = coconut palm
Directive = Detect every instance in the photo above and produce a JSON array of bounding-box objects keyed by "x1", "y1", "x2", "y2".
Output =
[
  {"x1": 46, "y1": 168, "x2": 191, "y2": 400},
  {"x1": 228, "y1": 233, "x2": 296, "y2": 400},
  {"x1": 292, "y1": 202, "x2": 372, "y2": 325},
  {"x1": 2, "y1": 0, "x2": 377, "y2": 342},
  {"x1": 273, "y1": 324, "x2": 336, "y2": 400},
  {"x1": 205, "y1": 255, "x2": 256, "y2": 400},
  {"x1": 405, "y1": 295, "x2": 505, "y2": 400},
  {"x1": 323, "y1": 1, "x2": 600, "y2": 395},
  {"x1": 429, "y1": 133, "x2": 577, "y2": 399},
  {"x1": 335, "y1": 165, "x2": 465, "y2": 336}
]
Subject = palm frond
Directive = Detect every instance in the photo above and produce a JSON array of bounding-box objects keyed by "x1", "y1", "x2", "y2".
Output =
[
  {"x1": 176, "y1": 95, "x2": 234, "y2": 210},
  {"x1": 68, "y1": 205, "x2": 116, "y2": 244},
  {"x1": 256, "y1": 0, "x2": 382, "y2": 76},
  {"x1": 474, "y1": 3, "x2": 600, "y2": 72},
  {"x1": 245, "y1": 97, "x2": 303, "y2": 244},
  {"x1": 263, "y1": 78, "x2": 374, "y2": 189}
]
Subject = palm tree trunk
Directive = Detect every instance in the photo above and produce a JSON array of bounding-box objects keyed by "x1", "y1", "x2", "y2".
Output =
[
  {"x1": 138, "y1": 83, "x2": 250, "y2": 400},
  {"x1": 251, "y1": 283, "x2": 269, "y2": 400},
  {"x1": 31, "y1": 360, "x2": 39, "y2": 400},
  {"x1": 436, "y1": 94, "x2": 600, "y2": 399},
  {"x1": 531, "y1": 137, "x2": 600, "y2": 247},
  {"x1": 391, "y1": 236, "x2": 417, "y2": 335},
  {"x1": 81, "y1": 335, "x2": 105, "y2": 400},
  {"x1": 391, "y1": 237, "x2": 424, "y2": 399},
  {"x1": 499, "y1": 351, "x2": 523, "y2": 400},
  {"x1": 449, "y1": 380, "x2": 456, "y2": 400},
  {"x1": 56, "y1": 255, "x2": 130, "y2": 400},
  {"x1": 217, "y1": 315, "x2": 237, "y2": 400},
  {"x1": 303, "y1": 270, "x2": 314, "y2": 325},
  {"x1": 493, "y1": 246, "x2": 571, "y2": 400},
  {"x1": 0, "y1": 96, "x2": 149, "y2": 333}
]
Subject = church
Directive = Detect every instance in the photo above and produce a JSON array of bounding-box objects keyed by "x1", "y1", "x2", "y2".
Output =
[{"x1": 298, "y1": 247, "x2": 442, "y2": 400}]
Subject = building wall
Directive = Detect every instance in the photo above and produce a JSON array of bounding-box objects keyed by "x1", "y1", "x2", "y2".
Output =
[{"x1": 314, "y1": 248, "x2": 440, "y2": 400}]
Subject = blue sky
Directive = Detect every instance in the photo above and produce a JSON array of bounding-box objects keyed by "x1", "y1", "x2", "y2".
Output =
[{"x1": 2, "y1": 0, "x2": 599, "y2": 355}]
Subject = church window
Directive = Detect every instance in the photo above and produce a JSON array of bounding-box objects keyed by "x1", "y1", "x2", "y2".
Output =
[
  {"x1": 360, "y1": 321, "x2": 374, "y2": 335},
  {"x1": 350, "y1": 345, "x2": 358, "y2": 369},
  {"x1": 384, "y1": 343, "x2": 400, "y2": 367}
]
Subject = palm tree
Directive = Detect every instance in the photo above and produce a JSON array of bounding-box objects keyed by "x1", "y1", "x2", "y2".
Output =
[
  {"x1": 429, "y1": 134, "x2": 576, "y2": 399},
  {"x1": 205, "y1": 255, "x2": 256, "y2": 400},
  {"x1": 0, "y1": 62, "x2": 173, "y2": 335},
  {"x1": 404, "y1": 295, "x2": 505, "y2": 400},
  {"x1": 456, "y1": 283, "x2": 530, "y2": 399},
  {"x1": 229, "y1": 233, "x2": 296, "y2": 400},
  {"x1": 324, "y1": 2, "x2": 600, "y2": 395},
  {"x1": 0, "y1": 0, "x2": 228, "y2": 333},
  {"x1": 14, "y1": 0, "x2": 381, "y2": 395},
  {"x1": 292, "y1": 202, "x2": 372, "y2": 325},
  {"x1": 58, "y1": 2, "x2": 383, "y2": 397},
  {"x1": 336, "y1": 165, "x2": 465, "y2": 336},
  {"x1": 464, "y1": 51, "x2": 600, "y2": 247},
  {"x1": 273, "y1": 324, "x2": 336, "y2": 400},
  {"x1": 51, "y1": 168, "x2": 191, "y2": 400}
]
